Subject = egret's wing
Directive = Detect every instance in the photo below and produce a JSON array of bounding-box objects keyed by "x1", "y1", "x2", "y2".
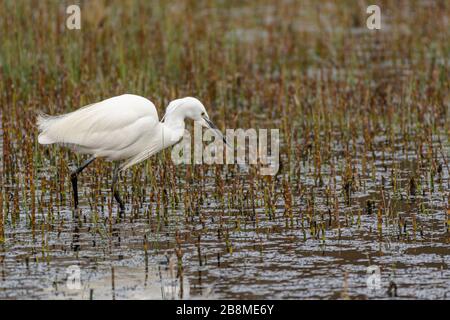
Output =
[
  {"x1": 119, "y1": 123, "x2": 177, "y2": 171},
  {"x1": 119, "y1": 140, "x2": 163, "y2": 171},
  {"x1": 38, "y1": 94, "x2": 159, "y2": 152}
]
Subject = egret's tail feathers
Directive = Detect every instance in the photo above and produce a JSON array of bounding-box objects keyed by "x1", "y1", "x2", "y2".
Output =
[
  {"x1": 38, "y1": 134, "x2": 54, "y2": 144},
  {"x1": 37, "y1": 112, "x2": 72, "y2": 145},
  {"x1": 37, "y1": 112, "x2": 57, "y2": 144}
]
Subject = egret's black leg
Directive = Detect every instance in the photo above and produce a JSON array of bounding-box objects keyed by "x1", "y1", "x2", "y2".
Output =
[
  {"x1": 112, "y1": 162, "x2": 125, "y2": 213},
  {"x1": 70, "y1": 157, "x2": 96, "y2": 209}
]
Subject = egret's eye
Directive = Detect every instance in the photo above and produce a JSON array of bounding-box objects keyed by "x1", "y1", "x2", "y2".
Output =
[{"x1": 201, "y1": 112, "x2": 205, "y2": 116}]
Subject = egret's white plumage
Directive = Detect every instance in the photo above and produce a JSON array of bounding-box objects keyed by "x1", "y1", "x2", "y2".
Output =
[
  {"x1": 37, "y1": 94, "x2": 213, "y2": 170},
  {"x1": 37, "y1": 93, "x2": 224, "y2": 211}
]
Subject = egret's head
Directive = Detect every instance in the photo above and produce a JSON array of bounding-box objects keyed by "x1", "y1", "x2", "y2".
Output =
[
  {"x1": 163, "y1": 97, "x2": 229, "y2": 146},
  {"x1": 163, "y1": 97, "x2": 206, "y2": 122}
]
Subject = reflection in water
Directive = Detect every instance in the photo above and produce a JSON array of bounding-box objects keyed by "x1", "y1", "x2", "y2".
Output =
[{"x1": 37, "y1": 258, "x2": 191, "y2": 300}]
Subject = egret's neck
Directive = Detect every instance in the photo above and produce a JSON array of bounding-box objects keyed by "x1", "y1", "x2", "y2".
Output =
[
  {"x1": 162, "y1": 111, "x2": 186, "y2": 142},
  {"x1": 163, "y1": 111, "x2": 186, "y2": 131}
]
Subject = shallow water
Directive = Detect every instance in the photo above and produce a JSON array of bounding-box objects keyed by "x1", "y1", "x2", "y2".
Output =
[{"x1": 0, "y1": 131, "x2": 448, "y2": 300}]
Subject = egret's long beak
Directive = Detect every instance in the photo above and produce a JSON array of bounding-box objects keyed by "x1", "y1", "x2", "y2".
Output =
[{"x1": 203, "y1": 116, "x2": 230, "y2": 148}]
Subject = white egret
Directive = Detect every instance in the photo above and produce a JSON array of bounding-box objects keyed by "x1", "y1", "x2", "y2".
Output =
[{"x1": 37, "y1": 94, "x2": 226, "y2": 212}]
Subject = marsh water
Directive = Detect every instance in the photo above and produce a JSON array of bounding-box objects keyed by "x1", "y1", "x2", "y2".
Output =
[{"x1": 0, "y1": 130, "x2": 449, "y2": 300}]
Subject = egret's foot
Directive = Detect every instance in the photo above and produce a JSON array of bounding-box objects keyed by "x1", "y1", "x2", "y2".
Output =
[
  {"x1": 70, "y1": 171, "x2": 79, "y2": 208},
  {"x1": 111, "y1": 162, "x2": 125, "y2": 214},
  {"x1": 70, "y1": 157, "x2": 96, "y2": 210},
  {"x1": 118, "y1": 201, "x2": 125, "y2": 214},
  {"x1": 113, "y1": 189, "x2": 125, "y2": 213}
]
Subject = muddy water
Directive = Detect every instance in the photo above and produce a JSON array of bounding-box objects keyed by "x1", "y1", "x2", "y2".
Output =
[{"x1": 0, "y1": 133, "x2": 448, "y2": 300}]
